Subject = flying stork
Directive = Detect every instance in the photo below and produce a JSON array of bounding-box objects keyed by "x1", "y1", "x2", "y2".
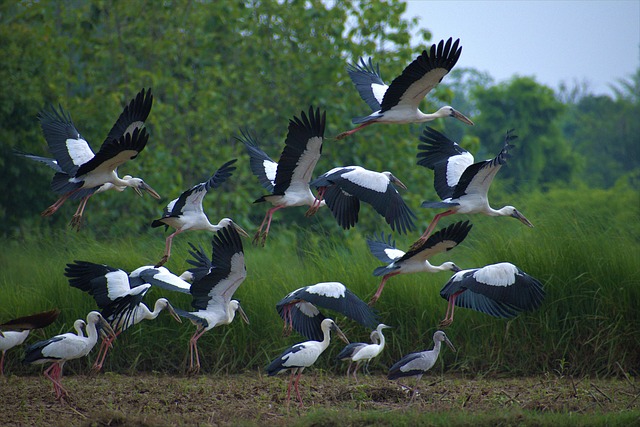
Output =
[
  {"x1": 38, "y1": 88, "x2": 160, "y2": 229},
  {"x1": 22, "y1": 311, "x2": 115, "y2": 401},
  {"x1": 336, "y1": 38, "x2": 473, "y2": 139},
  {"x1": 366, "y1": 220, "x2": 472, "y2": 305},
  {"x1": 276, "y1": 281, "x2": 379, "y2": 341},
  {"x1": 237, "y1": 106, "x2": 326, "y2": 245},
  {"x1": 151, "y1": 158, "x2": 249, "y2": 267},
  {"x1": 171, "y1": 224, "x2": 249, "y2": 374},
  {"x1": 413, "y1": 126, "x2": 532, "y2": 247},
  {"x1": 335, "y1": 329, "x2": 380, "y2": 377},
  {"x1": 388, "y1": 330, "x2": 456, "y2": 402},
  {"x1": 307, "y1": 166, "x2": 416, "y2": 234},
  {"x1": 266, "y1": 318, "x2": 349, "y2": 408},
  {"x1": 0, "y1": 309, "x2": 59, "y2": 376},
  {"x1": 338, "y1": 323, "x2": 391, "y2": 382},
  {"x1": 439, "y1": 262, "x2": 546, "y2": 326},
  {"x1": 64, "y1": 260, "x2": 185, "y2": 371}
]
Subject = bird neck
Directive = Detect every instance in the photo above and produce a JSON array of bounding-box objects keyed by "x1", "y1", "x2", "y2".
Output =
[
  {"x1": 146, "y1": 301, "x2": 166, "y2": 320},
  {"x1": 319, "y1": 326, "x2": 332, "y2": 350},
  {"x1": 489, "y1": 206, "x2": 512, "y2": 217},
  {"x1": 377, "y1": 330, "x2": 386, "y2": 350},
  {"x1": 85, "y1": 321, "x2": 100, "y2": 346},
  {"x1": 432, "y1": 340, "x2": 442, "y2": 356}
]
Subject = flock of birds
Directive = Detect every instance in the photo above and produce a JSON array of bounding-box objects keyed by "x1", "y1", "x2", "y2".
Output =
[{"x1": 2, "y1": 37, "x2": 546, "y2": 406}]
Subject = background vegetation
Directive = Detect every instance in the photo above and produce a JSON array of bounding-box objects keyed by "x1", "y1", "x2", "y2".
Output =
[{"x1": 1, "y1": 1, "x2": 638, "y2": 379}]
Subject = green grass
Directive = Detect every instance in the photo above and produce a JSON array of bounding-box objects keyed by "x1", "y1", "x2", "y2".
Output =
[{"x1": 1, "y1": 185, "x2": 638, "y2": 377}]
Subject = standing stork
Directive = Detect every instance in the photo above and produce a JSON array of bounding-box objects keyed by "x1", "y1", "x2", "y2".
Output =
[
  {"x1": 172, "y1": 224, "x2": 249, "y2": 374},
  {"x1": 266, "y1": 318, "x2": 349, "y2": 408},
  {"x1": 336, "y1": 38, "x2": 473, "y2": 139},
  {"x1": 344, "y1": 323, "x2": 391, "y2": 382},
  {"x1": 38, "y1": 88, "x2": 160, "y2": 229},
  {"x1": 413, "y1": 126, "x2": 532, "y2": 247},
  {"x1": 0, "y1": 309, "x2": 59, "y2": 376},
  {"x1": 307, "y1": 166, "x2": 416, "y2": 234},
  {"x1": 439, "y1": 262, "x2": 546, "y2": 326},
  {"x1": 237, "y1": 106, "x2": 326, "y2": 245},
  {"x1": 276, "y1": 282, "x2": 379, "y2": 341},
  {"x1": 335, "y1": 329, "x2": 380, "y2": 377},
  {"x1": 388, "y1": 330, "x2": 456, "y2": 402},
  {"x1": 366, "y1": 221, "x2": 472, "y2": 305},
  {"x1": 64, "y1": 261, "x2": 185, "y2": 371},
  {"x1": 22, "y1": 311, "x2": 115, "y2": 401},
  {"x1": 151, "y1": 159, "x2": 249, "y2": 267}
]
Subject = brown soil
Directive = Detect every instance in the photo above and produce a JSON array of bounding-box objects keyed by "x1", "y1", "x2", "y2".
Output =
[{"x1": 0, "y1": 372, "x2": 637, "y2": 426}]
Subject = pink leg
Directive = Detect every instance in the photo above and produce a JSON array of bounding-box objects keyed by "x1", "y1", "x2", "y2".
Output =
[
  {"x1": 305, "y1": 187, "x2": 326, "y2": 217},
  {"x1": 293, "y1": 370, "x2": 304, "y2": 407},
  {"x1": 188, "y1": 327, "x2": 207, "y2": 373},
  {"x1": 254, "y1": 206, "x2": 283, "y2": 246},
  {"x1": 369, "y1": 273, "x2": 399, "y2": 305},
  {"x1": 352, "y1": 362, "x2": 360, "y2": 383},
  {"x1": 41, "y1": 189, "x2": 81, "y2": 217},
  {"x1": 93, "y1": 330, "x2": 120, "y2": 371},
  {"x1": 335, "y1": 121, "x2": 375, "y2": 140},
  {"x1": 282, "y1": 304, "x2": 293, "y2": 336},
  {"x1": 69, "y1": 195, "x2": 93, "y2": 230},
  {"x1": 440, "y1": 291, "x2": 462, "y2": 327},
  {"x1": 156, "y1": 229, "x2": 183, "y2": 267},
  {"x1": 285, "y1": 370, "x2": 295, "y2": 408},
  {"x1": 411, "y1": 210, "x2": 455, "y2": 250}
]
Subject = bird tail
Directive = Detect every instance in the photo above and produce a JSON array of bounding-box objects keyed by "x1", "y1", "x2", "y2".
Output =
[
  {"x1": 351, "y1": 114, "x2": 378, "y2": 125},
  {"x1": 373, "y1": 266, "x2": 392, "y2": 277},
  {"x1": 421, "y1": 201, "x2": 458, "y2": 209}
]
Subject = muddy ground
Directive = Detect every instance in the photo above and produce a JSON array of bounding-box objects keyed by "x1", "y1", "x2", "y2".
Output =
[{"x1": 0, "y1": 372, "x2": 638, "y2": 426}]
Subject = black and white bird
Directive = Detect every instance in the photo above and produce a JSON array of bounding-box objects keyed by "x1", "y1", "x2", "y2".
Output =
[
  {"x1": 38, "y1": 88, "x2": 160, "y2": 229},
  {"x1": 171, "y1": 224, "x2": 249, "y2": 374},
  {"x1": 439, "y1": 262, "x2": 546, "y2": 326},
  {"x1": 366, "y1": 221, "x2": 472, "y2": 305},
  {"x1": 23, "y1": 311, "x2": 115, "y2": 401},
  {"x1": 237, "y1": 107, "x2": 326, "y2": 245},
  {"x1": 64, "y1": 261, "x2": 185, "y2": 370},
  {"x1": 266, "y1": 318, "x2": 349, "y2": 408},
  {"x1": 337, "y1": 323, "x2": 390, "y2": 382},
  {"x1": 308, "y1": 166, "x2": 416, "y2": 234},
  {"x1": 0, "y1": 309, "x2": 60, "y2": 376},
  {"x1": 335, "y1": 329, "x2": 380, "y2": 377},
  {"x1": 337, "y1": 38, "x2": 473, "y2": 139},
  {"x1": 388, "y1": 330, "x2": 456, "y2": 402},
  {"x1": 276, "y1": 281, "x2": 379, "y2": 341},
  {"x1": 151, "y1": 159, "x2": 249, "y2": 267},
  {"x1": 414, "y1": 126, "x2": 532, "y2": 246}
]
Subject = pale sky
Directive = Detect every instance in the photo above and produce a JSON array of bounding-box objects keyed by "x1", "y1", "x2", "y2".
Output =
[{"x1": 403, "y1": 0, "x2": 640, "y2": 96}]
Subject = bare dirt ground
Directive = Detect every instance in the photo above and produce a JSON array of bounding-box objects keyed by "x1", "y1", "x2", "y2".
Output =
[{"x1": 0, "y1": 372, "x2": 638, "y2": 426}]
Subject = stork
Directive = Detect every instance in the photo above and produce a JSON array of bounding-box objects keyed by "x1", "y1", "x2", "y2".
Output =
[
  {"x1": 0, "y1": 309, "x2": 59, "y2": 376},
  {"x1": 308, "y1": 166, "x2": 416, "y2": 234},
  {"x1": 172, "y1": 224, "x2": 249, "y2": 374},
  {"x1": 38, "y1": 88, "x2": 160, "y2": 229},
  {"x1": 366, "y1": 221, "x2": 472, "y2": 305},
  {"x1": 266, "y1": 318, "x2": 349, "y2": 408},
  {"x1": 414, "y1": 126, "x2": 532, "y2": 247},
  {"x1": 337, "y1": 38, "x2": 473, "y2": 139},
  {"x1": 439, "y1": 262, "x2": 546, "y2": 326},
  {"x1": 151, "y1": 158, "x2": 249, "y2": 267},
  {"x1": 64, "y1": 261, "x2": 185, "y2": 371},
  {"x1": 388, "y1": 330, "x2": 456, "y2": 402},
  {"x1": 22, "y1": 311, "x2": 115, "y2": 401},
  {"x1": 276, "y1": 281, "x2": 379, "y2": 341},
  {"x1": 343, "y1": 323, "x2": 391, "y2": 382},
  {"x1": 237, "y1": 107, "x2": 326, "y2": 245},
  {"x1": 335, "y1": 329, "x2": 380, "y2": 377}
]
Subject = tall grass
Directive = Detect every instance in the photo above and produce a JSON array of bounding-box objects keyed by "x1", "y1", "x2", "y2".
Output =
[{"x1": 1, "y1": 186, "x2": 638, "y2": 377}]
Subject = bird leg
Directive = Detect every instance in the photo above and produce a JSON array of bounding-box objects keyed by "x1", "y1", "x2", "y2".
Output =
[
  {"x1": 41, "y1": 190, "x2": 80, "y2": 217},
  {"x1": 440, "y1": 291, "x2": 462, "y2": 327},
  {"x1": 0, "y1": 350, "x2": 5, "y2": 376},
  {"x1": 345, "y1": 361, "x2": 353, "y2": 378},
  {"x1": 285, "y1": 370, "x2": 295, "y2": 409},
  {"x1": 335, "y1": 122, "x2": 374, "y2": 140},
  {"x1": 187, "y1": 327, "x2": 207, "y2": 374},
  {"x1": 92, "y1": 330, "x2": 121, "y2": 372},
  {"x1": 253, "y1": 206, "x2": 282, "y2": 246},
  {"x1": 409, "y1": 377, "x2": 423, "y2": 403},
  {"x1": 155, "y1": 230, "x2": 183, "y2": 267},
  {"x1": 304, "y1": 187, "x2": 326, "y2": 217},
  {"x1": 352, "y1": 362, "x2": 360, "y2": 384},
  {"x1": 369, "y1": 273, "x2": 398, "y2": 306},
  {"x1": 45, "y1": 362, "x2": 68, "y2": 401},
  {"x1": 69, "y1": 195, "x2": 93, "y2": 230},
  {"x1": 281, "y1": 304, "x2": 296, "y2": 336},
  {"x1": 293, "y1": 370, "x2": 304, "y2": 407},
  {"x1": 410, "y1": 210, "x2": 455, "y2": 251}
]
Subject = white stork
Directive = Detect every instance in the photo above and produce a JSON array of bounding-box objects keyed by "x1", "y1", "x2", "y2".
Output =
[
  {"x1": 171, "y1": 224, "x2": 249, "y2": 374},
  {"x1": 414, "y1": 126, "x2": 533, "y2": 247},
  {"x1": 439, "y1": 262, "x2": 546, "y2": 326},
  {"x1": 276, "y1": 281, "x2": 379, "y2": 341},
  {"x1": 337, "y1": 38, "x2": 473, "y2": 139},
  {"x1": 38, "y1": 88, "x2": 160, "y2": 229},
  {"x1": 151, "y1": 158, "x2": 249, "y2": 267},
  {"x1": 366, "y1": 220, "x2": 472, "y2": 305},
  {"x1": 335, "y1": 329, "x2": 380, "y2": 377},
  {"x1": 343, "y1": 323, "x2": 391, "y2": 382},
  {"x1": 237, "y1": 107, "x2": 326, "y2": 245},
  {"x1": 22, "y1": 311, "x2": 115, "y2": 401},
  {"x1": 308, "y1": 166, "x2": 416, "y2": 234},
  {"x1": 0, "y1": 309, "x2": 59, "y2": 376},
  {"x1": 266, "y1": 318, "x2": 349, "y2": 408},
  {"x1": 64, "y1": 261, "x2": 185, "y2": 371},
  {"x1": 388, "y1": 330, "x2": 456, "y2": 402}
]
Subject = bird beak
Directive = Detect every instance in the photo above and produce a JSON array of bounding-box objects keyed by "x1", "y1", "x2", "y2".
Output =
[
  {"x1": 98, "y1": 316, "x2": 116, "y2": 340},
  {"x1": 331, "y1": 323, "x2": 349, "y2": 344},
  {"x1": 234, "y1": 223, "x2": 250, "y2": 238},
  {"x1": 135, "y1": 181, "x2": 161, "y2": 199},
  {"x1": 451, "y1": 264, "x2": 462, "y2": 273},
  {"x1": 391, "y1": 176, "x2": 408, "y2": 190},
  {"x1": 166, "y1": 302, "x2": 182, "y2": 323},
  {"x1": 238, "y1": 305, "x2": 250, "y2": 325},
  {"x1": 512, "y1": 209, "x2": 533, "y2": 228},
  {"x1": 444, "y1": 336, "x2": 456, "y2": 353},
  {"x1": 451, "y1": 109, "x2": 475, "y2": 126}
]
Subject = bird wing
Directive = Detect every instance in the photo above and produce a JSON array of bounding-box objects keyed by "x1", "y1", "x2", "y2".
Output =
[
  {"x1": 100, "y1": 290, "x2": 149, "y2": 330},
  {"x1": 366, "y1": 232, "x2": 404, "y2": 264},
  {"x1": 387, "y1": 352, "x2": 425, "y2": 379},
  {"x1": 380, "y1": 38, "x2": 461, "y2": 114},
  {"x1": 336, "y1": 342, "x2": 368, "y2": 360},
  {"x1": 347, "y1": 57, "x2": 388, "y2": 111},
  {"x1": 181, "y1": 242, "x2": 214, "y2": 283},
  {"x1": 401, "y1": 220, "x2": 472, "y2": 263},
  {"x1": 75, "y1": 127, "x2": 149, "y2": 178},
  {"x1": 272, "y1": 107, "x2": 325, "y2": 195},
  {"x1": 322, "y1": 184, "x2": 360, "y2": 230},
  {"x1": 65, "y1": 260, "x2": 136, "y2": 307},
  {"x1": 38, "y1": 105, "x2": 95, "y2": 176},
  {"x1": 0, "y1": 309, "x2": 60, "y2": 331},
  {"x1": 130, "y1": 266, "x2": 192, "y2": 294},
  {"x1": 417, "y1": 126, "x2": 474, "y2": 200},
  {"x1": 275, "y1": 298, "x2": 326, "y2": 341},
  {"x1": 102, "y1": 88, "x2": 153, "y2": 145},
  {"x1": 189, "y1": 225, "x2": 246, "y2": 310},
  {"x1": 451, "y1": 130, "x2": 516, "y2": 200},
  {"x1": 13, "y1": 150, "x2": 63, "y2": 173},
  {"x1": 236, "y1": 129, "x2": 277, "y2": 193}
]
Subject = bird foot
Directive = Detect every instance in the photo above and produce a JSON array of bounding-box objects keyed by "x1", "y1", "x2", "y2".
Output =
[
  {"x1": 438, "y1": 318, "x2": 453, "y2": 327},
  {"x1": 252, "y1": 232, "x2": 267, "y2": 247},
  {"x1": 408, "y1": 237, "x2": 427, "y2": 252},
  {"x1": 41, "y1": 206, "x2": 57, "y2": 217},
  {"x1": 154, "y1": 256, "x2": 168, "y2": 268},
  {"x1": 304, "y1": 207, "x2": 317, "y2": 217},
  {"x1": 334, "y1": 131, "x2": 350, "y2": 140},
  {"x1": 368, "y1": 296, "x2": 379, "y2": 307},
  {"x1": 69, "y1": 215, "x2": 83, "y2": 231}
]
